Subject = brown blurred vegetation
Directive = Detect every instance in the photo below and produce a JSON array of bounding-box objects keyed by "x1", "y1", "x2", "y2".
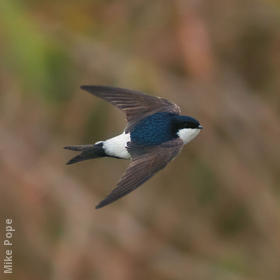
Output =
[{"x1": 1, "y1": 0, "x2": 280, "y2": 279}]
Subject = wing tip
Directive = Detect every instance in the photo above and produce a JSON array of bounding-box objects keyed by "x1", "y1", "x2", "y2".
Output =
[
  {"x1": 80, "y1": 85, "x2": 115, "y2": 95},
  {"x1": 95, "y1": 195, "x2": 118, "y2": 209},
  {"x1": 80, "y1": 85, "x2": 90, "y2": 91},
  {"x1": 95, "y1": 204, "x2": 102, "y2": 210},
  {"x1": 95, "y1": 200, "x2": 107, "y2": 209}
]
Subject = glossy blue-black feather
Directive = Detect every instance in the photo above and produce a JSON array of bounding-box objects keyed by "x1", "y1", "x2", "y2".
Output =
[
  {"x1": 130, "y1": 112, "x2": 200, "y2": 146},
  {"x1": 130, "y1": 112, "x2": 176, "y2": 145}
]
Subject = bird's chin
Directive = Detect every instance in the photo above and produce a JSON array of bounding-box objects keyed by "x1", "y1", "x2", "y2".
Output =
[{"x1": 177, "y1": 128, "x2": 200, "y2": 144}]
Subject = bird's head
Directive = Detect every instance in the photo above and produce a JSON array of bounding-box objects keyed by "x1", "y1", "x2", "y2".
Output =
[{"x1": 172, "y1": 115, "x2": 203, "y2": 144}]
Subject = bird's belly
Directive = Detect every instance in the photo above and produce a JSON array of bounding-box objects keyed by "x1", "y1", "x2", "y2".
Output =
[{"x1": 103, "y1": 132, "x2": 131, "y2": 159}]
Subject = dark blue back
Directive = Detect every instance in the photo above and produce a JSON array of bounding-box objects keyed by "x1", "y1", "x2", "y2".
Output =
[{"x1": 130, "y1": 112, "x2": 177, "y2": 145}]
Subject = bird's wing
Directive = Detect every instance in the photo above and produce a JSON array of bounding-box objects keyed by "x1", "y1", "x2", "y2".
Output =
[
  {"x1": 80, "y1": 85, "x2": 181, "y2": 131},
  {"x1": 96, "y1": 138, "x2": 183, "y2": 209}
]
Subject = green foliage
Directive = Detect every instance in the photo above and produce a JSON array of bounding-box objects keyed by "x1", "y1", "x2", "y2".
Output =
[{"x1": 0, "y1": 0, "x2": 75, "y2": 105}]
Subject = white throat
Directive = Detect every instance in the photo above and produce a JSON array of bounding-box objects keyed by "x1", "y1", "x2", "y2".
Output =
[{"x1": 177, "y1": 128, "x2": 200, "y2": 144}]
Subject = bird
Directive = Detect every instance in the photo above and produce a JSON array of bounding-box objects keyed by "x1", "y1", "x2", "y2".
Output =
[{"x1": 65, "y1": 85, "x2": 203, "y2": 209}]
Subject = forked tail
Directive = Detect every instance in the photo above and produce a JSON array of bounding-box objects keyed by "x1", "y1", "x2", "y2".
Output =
[{"x1": 64, "y1": 142, "x2": 106, "y2": 165}]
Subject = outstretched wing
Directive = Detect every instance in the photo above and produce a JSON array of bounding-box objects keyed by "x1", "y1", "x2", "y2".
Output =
[
  {"x1": 80, "y1": 85, "x2": 181, "y2": 131},
  {"x1": 96, "y1": 138, "x2": 183, "y2": 209}
]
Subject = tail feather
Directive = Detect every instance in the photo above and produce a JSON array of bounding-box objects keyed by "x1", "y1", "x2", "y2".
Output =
[
  {"x1": 64, "y1": 144, "x2": 95, "y2": 152},
  {"x1": 64, "y1": 142, "x2": 106, "y2": 165}
]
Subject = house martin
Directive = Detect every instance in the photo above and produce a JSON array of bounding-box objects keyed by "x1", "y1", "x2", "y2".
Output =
[{"x1": 65, "y1": 86, "x2": 203, "y2": 209}]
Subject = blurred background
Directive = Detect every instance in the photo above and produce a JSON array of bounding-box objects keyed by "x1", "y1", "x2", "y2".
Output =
[{"x1": 1, "y1": 0, "x2": 280, "y2": 279}]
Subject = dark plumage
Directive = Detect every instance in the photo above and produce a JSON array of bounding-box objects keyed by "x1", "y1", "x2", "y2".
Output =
[
  {"x1": 130, "y1": 112, "x2": 201, "y2": 146},
  {"x1": 65, "y1": 85, "x2": 203, "y2": 209}
]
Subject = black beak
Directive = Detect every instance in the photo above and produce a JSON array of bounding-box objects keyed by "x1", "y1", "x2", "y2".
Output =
[{"x1": 198, "y1": 125, "x2": 203, "y2": 129}]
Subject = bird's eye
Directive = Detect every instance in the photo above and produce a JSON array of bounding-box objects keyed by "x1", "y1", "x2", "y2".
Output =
[{"x1": 186, "y1": 121, "x2": 197, "y2": 129}]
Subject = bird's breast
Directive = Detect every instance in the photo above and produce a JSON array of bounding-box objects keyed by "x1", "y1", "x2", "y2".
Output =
[{"x1": 177, "y1": 128, "x2": 200, "y2": 144}]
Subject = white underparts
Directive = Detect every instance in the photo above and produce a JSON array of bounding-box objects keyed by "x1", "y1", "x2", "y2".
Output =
[
  {"x1": 177, "y1": 128, "x2": 200, "y2": 144},
  {"x1": 101, "y1": 128, "x2": 199, "y2": 159},
  {"x1": 102, "y1": 132, "x2": 131, "y2": 159}
]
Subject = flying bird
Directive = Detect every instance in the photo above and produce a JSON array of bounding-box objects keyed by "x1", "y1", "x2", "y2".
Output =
[{"x1": 65, "y1": 86, "x2": 203, "y2": 209}]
